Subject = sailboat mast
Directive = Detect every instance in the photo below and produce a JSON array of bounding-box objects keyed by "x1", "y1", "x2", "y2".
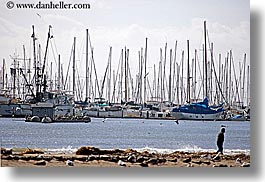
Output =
[
  {"x1": 187, "y1": 40, "x2": 190, "y2": 103},
  {"x1": 242, "y1": 53, "x2": 246, "y2": 107},
  {"x1": 204, "y1": 21, "x2": 208, "y2": 98},
  {"x1": 58, "y1": 54, "x2": 61, "y2": 90},
  {"x1": 144, "y1": 37, "x2": 148, "y2": 104},
  {"x1": 86, "y1": 29, "x2": 89, "y2": 99},
  {"x1": 124, "y1": 46, "x2": 127, "y2": 103},
  {"x1": 73, "y1": 37, "x2": 76, "y2": 97},
  {"x1": 2, "y1": 59, "x2": 5, "y2": 89},
  {"x1": 32, "y1": 25, "x2": 38, "y2": 95},
  {"x1": 168, "y1": 49, "x2": 172, "y2": 102},
  {"x1": 181, "y1": 50, "x2": 184, "y2": 104}
]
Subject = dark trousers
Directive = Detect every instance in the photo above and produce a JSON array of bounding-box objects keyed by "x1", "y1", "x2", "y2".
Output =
[{"x1": 217, "y1": 144, "x2": 223, "y2": 154}]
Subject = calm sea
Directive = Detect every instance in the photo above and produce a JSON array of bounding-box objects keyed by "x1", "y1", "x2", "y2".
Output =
[{"x1": 0, "y1": 118, "x2": 250, "y2": 154}]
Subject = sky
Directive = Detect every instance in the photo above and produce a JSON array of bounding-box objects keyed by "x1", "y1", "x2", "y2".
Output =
[{"x1": 0, "y1": 0, "x2": 250, "y2": 100}]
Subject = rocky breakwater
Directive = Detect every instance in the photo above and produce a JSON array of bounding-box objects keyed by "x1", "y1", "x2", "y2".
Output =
[{"x1": 0, "y1": 147, "x2": 250, "y2": 167}]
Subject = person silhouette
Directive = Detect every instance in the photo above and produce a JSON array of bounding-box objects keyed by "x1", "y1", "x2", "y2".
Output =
[{"x1": 216, "y1": 127, "x2": 225, "y2": 154}]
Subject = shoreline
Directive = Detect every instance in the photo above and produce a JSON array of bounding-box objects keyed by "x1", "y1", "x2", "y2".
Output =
[{"x1": 1, "y1": 146, "x2": 250, "y2": 167}]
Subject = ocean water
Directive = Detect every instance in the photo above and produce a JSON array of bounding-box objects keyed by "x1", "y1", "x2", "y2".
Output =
[{"x1": 0, "y1": 118, "x2": 250, "y2": 154}]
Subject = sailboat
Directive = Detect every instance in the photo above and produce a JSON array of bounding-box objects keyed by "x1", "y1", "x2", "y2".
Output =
[
  {"x1": 171, "y1": 97, "x2": 224, "y2": 120},
  {"x1": 171, "y1": 21, "x2": 225, "y2": 121}
]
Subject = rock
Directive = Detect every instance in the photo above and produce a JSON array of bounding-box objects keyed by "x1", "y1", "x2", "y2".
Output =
[
  {"x1": 86, "y1": 155, "x2": 96, "y2": 161},
  {"x1": 219, "y1": 164, "x2": 228, "y2": 167},
  {"x1": 100, "y1": 155, "x2": 111, "y2": 161},
  {"x1": 109, "y1": 156, "x2": 119, "y2": 162},
  {"x1": 213, "y1": 164, "x2": 228, "y2": 167},
  {"x1": 7, "y1": 155, "x2": 19, "y2": 160},
  {"x1": 141, "y1": 151, "x2": 150, "y2": 156},
  {"x1": 157, "y1": 158, "x2": 167, "y2": 164},
  {"x1": 192, "y1": 160, "x2": 202, "y2": 165},
  {"x1": 76, "y1": 146, "x2": 100, "y2": 155},
  {"x1": 66, "y1": 160, "x2": 74, "y2": 166},
  {"x1": 124, "y1": 148, "x2": 138, "y2": 154},
  {"x1": 140, "y1": 161, "x2": 148, "y2": 167},
  {"x1": 135, "y1": 156, "x2": 144, "y2": 163},
  {"x1": 127, "y1": 154, "x2": 136, "y2": 163},
  {"x1": 168, "y1": 158, "x2": 178, "y2": 162},
  {"x1": 201, "y1": 160, "x2": 211, "y2": 165},
  {"x1": 1, "y1": 148, "x2": 12, "y2": 155},
  {"x1": 22, "y1": 148, "x2": 44, "y2": 154},
  {"x1": 43, "y1": 156, "x2": 53, "y2": 162},
  {"x1": 118, "y1": 160, "x2": 126, "y2": 167},
  {"x1": 182, "y1": 157, "x2": 192, "y2": 163},
  {"x1": 186, "y1": 163, "x2": 194, "y2": 167},
  {"x1": 34, "y1": 160, "x2": 46, "y2": 166},
  {"x1": 200, "y1": 154, "x2": 211, "y2": 159},
  {"x1": 147, "y1": 158, "x2": 158, "y2": 165},
  {"x1": 54, "y1": 156, "x2": 64, "y2": 161},
  {"x1": 235, "y1": 158, "x2": 242, "y2": 164},
  {"x1": 241, "y1": 162, "x2": 250, "y2": 167}
]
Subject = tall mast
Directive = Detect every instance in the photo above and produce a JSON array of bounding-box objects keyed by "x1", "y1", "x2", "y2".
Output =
[
  {"x1": 120, "y1": 49, "x2": 123, "y2": 103},
  {"x1": 218, "y1": 54, "x2": 221, "y2": 103},
  {"x1": 246, "y1": 65, "x2": 250, "y2": 106},
  {"x1": 50, "y1": 61, "x2": 53, "y2": 90},
  {"x1": 86, "y1": 29, "x2": 89, "y2": 99},
  {"x1": 204, "y1": 21, "x2": 208, "y2": 98},
  {"x1": 194, "y1": 49, "x2": 197, "y2": 101},
  {"x1": 41, "y1": 25, "x2": 52, "y2": 89},
  {"x1": 229, "y1": 50, "x2": 232, "y2": 105},
  {"x1": 124, "y1": 46, "x2": 127, "y2": 102},
  {"x1": 108, "y1": 46, "x2": 112, "y2": 103},
  {"x1": 144, "y1": 37, "x2": 148, "y2": 104},
  {"x1": 12, "y1": 59, "x2": 16, "y2": 98},
  {"x1": 2, "y1": 59, "x2": 5, "y2": 89},
  {"x1": 187, "y1": 40, "x2": 190, "y2": 103},
  {"x1": 181, "y1": 50, "x2": 184, "y2": 104},
  {"x1": 58, "y1": 54, "x2": 61, "y2": 90},
  {"x1": 73, "y1": 37, "x2": 76, "y2": 97},
  {"x1": 23, "y1": 45, "x2": 26, "y2": 99},
  {"x1": 172, "y1": 41, "x2": 177, "y2": 101},
  {"x1": 168, "y1": 49, "x2": 172, "y2": 102},
  {"x1": 162, "y1": 42, "x2": 167, "y2": 102},
  {"x1": 242, "y1": 53, "x2": 246, "y2": 107},
  {"x1": 159, "y1": 48, "x2": 163, "y2": 102},
  {"x1": 31, "y1": 25, "x2": 37, "y2": 95}
]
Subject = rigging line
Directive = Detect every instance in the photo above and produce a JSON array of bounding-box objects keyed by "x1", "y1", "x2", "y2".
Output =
[
  {"x1": 50, "y1": 41, "x2": 58, "y2": 68},
  {"x1": 76, "y1": 66, "x2": 82, "y2": 101},
  {"x1": 87, "y1": 30, "x2": 100, "y2": 98},
  {"x1": 210, "y1": 46, "x2": 228, "y2": 105},
  {"x1": 111, "y1": 49, "x2": 122, "y2": 102},
  {"x1": 231, "y1": 52, "x2": 241, "y2": 105},
  {"x1": 195, "y1": 49, "x2": 203, "y2": 100},
  {"x1": 50, "y1": 29, "x2": 59, "y2": 55},
  {"x1": 63, "y1": 42, "x2": 74, "y2": 90}
]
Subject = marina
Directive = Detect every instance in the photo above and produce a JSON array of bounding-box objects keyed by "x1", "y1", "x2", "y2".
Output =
[
  {"x1": 0, "y1": 21, "x2": 250, "y2": 122},
  {"x1": 0, "y1": 0, "x2": 250, "y2": 169}
]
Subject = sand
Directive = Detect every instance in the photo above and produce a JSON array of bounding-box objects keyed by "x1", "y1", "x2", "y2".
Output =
[{"x1": 0, "y1": 147, "x2": 250, "y2": 167}]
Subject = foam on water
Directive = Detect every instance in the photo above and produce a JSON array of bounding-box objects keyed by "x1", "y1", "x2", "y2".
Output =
[{"x1": 43, "y1": 146, "x2": 250, "y2": 155}]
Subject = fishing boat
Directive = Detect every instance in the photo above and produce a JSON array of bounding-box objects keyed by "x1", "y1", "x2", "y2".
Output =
[{"x1": 171, "y1": 97, "x2": 224, "y2": 120}]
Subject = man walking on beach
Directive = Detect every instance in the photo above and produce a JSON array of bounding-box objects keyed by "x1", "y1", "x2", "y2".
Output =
[{"x1": 216, "y1": 127, "x2": 225, "y2": 154}]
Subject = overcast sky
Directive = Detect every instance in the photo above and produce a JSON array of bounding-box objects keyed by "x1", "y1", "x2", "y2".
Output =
[{"x1": 0, "y1": 0, "x2": 250, "y2": 91}]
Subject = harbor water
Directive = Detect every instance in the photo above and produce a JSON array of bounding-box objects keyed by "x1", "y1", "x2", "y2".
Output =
[{"x1": 0, "y1": 118, "x2": 250, "y2": 154}]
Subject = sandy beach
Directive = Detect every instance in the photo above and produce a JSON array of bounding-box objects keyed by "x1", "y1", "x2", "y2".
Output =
[{"x1": 1, "y1": 146, "x2": 250, "y2": 167}]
